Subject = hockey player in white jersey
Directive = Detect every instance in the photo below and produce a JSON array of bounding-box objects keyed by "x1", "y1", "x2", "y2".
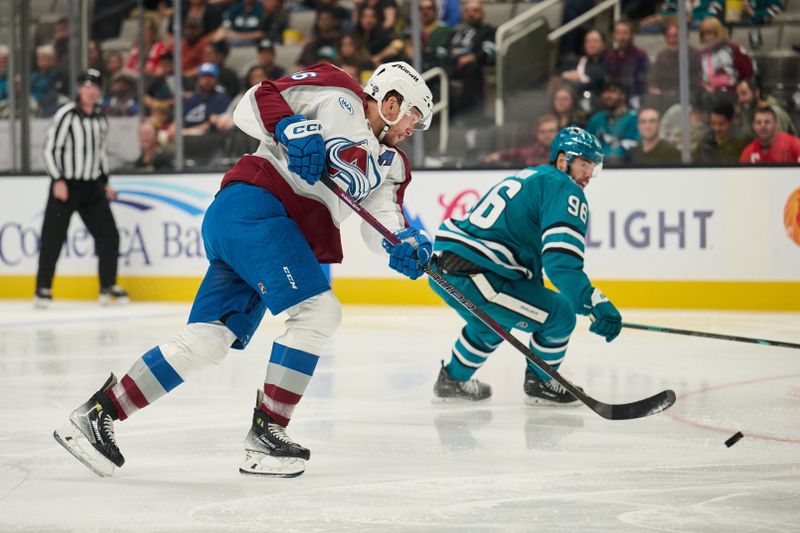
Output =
[{"x1": 54, "y1": 62, "x2": 434, "y2": 478}]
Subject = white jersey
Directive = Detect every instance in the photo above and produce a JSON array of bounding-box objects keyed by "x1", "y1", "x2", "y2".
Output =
[{"x1": 223, "y1": 64, "x2": 413, "y2": 263}]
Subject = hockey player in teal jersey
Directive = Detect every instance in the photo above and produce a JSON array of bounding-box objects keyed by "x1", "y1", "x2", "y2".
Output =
[{"x1": 430, "y1": 126, "x2": 622, "y2": 405}]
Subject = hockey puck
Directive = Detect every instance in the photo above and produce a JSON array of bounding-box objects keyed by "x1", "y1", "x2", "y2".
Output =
[{"x1": 725, "y1": 431, "x2": 744, "y2": 448}]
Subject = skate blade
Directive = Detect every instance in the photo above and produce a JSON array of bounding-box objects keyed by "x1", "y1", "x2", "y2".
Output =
[
  {"x1": 524, "y1": 396, "x2": 581, "y2": 407},
  {"x1": 99, "y1": 296, "x2": 129, "y2": 306},
  {"x1": 431, "y1": 395, "x2": 491, "y2": 405},
  {"x1": 53, "y1": 423, "x2": 116, "y2": 478},
  {"x1": 239, "y1": 450, "x2": 305, "y2": 478}
]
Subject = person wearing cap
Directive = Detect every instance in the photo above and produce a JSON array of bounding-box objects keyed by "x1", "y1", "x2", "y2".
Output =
[
  {"x1": 202, "y1": 39, "x2": 240, "y2": 99},
  {"x1": 255, "y1": 39, "x2": 286, "y2": 81},
  {"x1": 182, "y1": 62, "x2": 232, "y2": 135},
  {"x1": 36, "y1": 69, "x2": 128, "y2": 308}
]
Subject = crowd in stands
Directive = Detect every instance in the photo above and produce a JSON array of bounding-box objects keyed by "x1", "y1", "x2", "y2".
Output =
[{"x1": 1, "y1": 0, "x2": 798, "y2": 169}]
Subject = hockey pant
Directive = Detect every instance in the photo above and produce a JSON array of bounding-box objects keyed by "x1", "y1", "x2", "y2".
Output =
[{"x1": 429, "y1": 271, "x2": 576, "y2": 381}]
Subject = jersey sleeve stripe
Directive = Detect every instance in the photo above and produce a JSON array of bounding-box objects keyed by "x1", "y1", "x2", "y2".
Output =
[
  {"x1": 542, "y1": 226, "x2": 585, "y2": 246},
  {"x1": 542, "y1": 246, "x2": 584, "y2": 262},
  {"x1": 542, "y1": 241, "x2": 584, "y2": 260},
  {"x1": 543, "y1": 221, "x2": 584, "y2": 235}
]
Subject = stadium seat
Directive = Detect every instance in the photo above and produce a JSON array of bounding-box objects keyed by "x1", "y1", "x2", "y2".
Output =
[
  {"x1": 288, "y1": 10, "x2": 316, "y2": 39},
  {"x1": 275, "y1": 42, "x2": 303, "y2": 70},
  {"x1": 227, "y1": 46, "x2": 257, "y2": 77}
]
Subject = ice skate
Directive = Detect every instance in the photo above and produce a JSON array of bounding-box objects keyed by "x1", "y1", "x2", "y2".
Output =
[
  {"x1": 432, "y1": 361, "x2": 492, "y2": 403},
  {"x1": 99, "y1": 285, "x2": 129, "y2": 306},
  {"x1": 524, "y1": 369, "x2": 582, "y2": 406},
  {"x1": 239, "y1": 389, "x2": 309, "y2": 478},
  {"x1": 53, "y1": 373, "x2": 125, "y2": 477},
  {"x1": 34, "y1": 287, "x2": 52, "y2": 309}
]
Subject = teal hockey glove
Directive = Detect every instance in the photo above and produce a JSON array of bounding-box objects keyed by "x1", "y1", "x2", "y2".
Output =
[{"x1": 589, "y1": 288, "x2": 622, "y2": 342}]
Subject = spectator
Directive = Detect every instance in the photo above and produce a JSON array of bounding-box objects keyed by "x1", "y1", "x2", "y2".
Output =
[
  {"x1": 315, "y1": 45, "x2": 339, "y2": 64},
  {"x1": 203, "y1": 40, "x2": 241, "y2": 99},
  {"x1": 560, "y1": 29, "x2": 607, "y2": 109},
  {"x1": 692, "y1": 102, "x2": 750, "y2": 164},
  {"x1": 145, "y1": 52, "x2": 177, "y2": 112},
  {"x1": 133, "y1": 121, "x2": 174, "y2": 171},
  {"x1": 352, "y1": 0, "x2": 398, "y2": 32},
  {"x1": 100, "y1": 73, "x2": 140, "y2": 117},
  {"x1": 338, "y1": 34, "x2": 372, "y2": 82},
  {"x1": 484, "y1": 114, "x2": 559, "y2": 167},
  {"x1": 125, "y1": 18, "x2": 168, "y2": 76},
  {"x1": 699, "y1": 17, "x2": 753, "y2": 96},
  {"x1": 103, "y1": 51, "x2": 125, "y2": 95},
  {"x1": 216, "y1": 0, "x2": 265, "y2": 46},
  {"x1": 87, "y1": 40, "x2": 106, "y2": 80},
  {"x1": 314, "y1": 0, "x2": 352, "y2": 32},
  {"x1": 179, "y1": 62, "x2": 232, "y2": 165},
  {"x1": 213, "y1": 65, "x2": 270, "y2": 159},
  {"x1": 660, "y1": 98, "x2": 710, "y2": 153},
  {"x1": 31, "y1": 45, "x2": 67, "y2": 117},
  {"x1": 354, "y1": 6, "x2": 404, "y2": 67},
  {"x1": 255, "y1": 39, "x2": 287, "y2": 80},
  {"x1": 417, "y1": 0, "x2": 452, "y2": 72},
  {"x1": 295, "y1": 7, "x2": 343, "y2": 69},
  {"x1": 643, "y1": 0, "x2": 723, "y2": 30},
  {"x1": 550, "y1": 84, "x2": 587, "y2": 129},
  {"x1": 604, "y1": 20, "x2": 649, "y2": 107},
  {"x1": 52, "y1": 17, "x2": 71, "y2": 74},
  {"x1": 735, "y1": 79, "x2": 797, "y2": 137},
  {"x1": 740, "y1": 106, "x2": 800, "y2": 164},
  {"x1": 742, "y1": 0, "x2": 784, "y2": 25},
  {"x1": 181, "y1": 17, "x2": 214, "y2": 77},
  {"x1": 181, "y1": 62, "x2": 231, "y2": 134},
  {"x1": 174, "y1": 0, "x2": 224, "y2": 38},
  {"x1": 558, "y1": 0, "x2": 594, "y2": 62},
  {"x1": 0, "y1": 46, "x2": 8, "y2": 102},
  {"x1": 259, "y1": 0, "x2": 290, "y2": 45},
  {"x1": 447, "y1": 0, "x2": 496, "y2": 118},
  {"x1": 648, "y1": 20, "x2": 701, "y2": 104},
  {"x1": 585, "y1": 81, "x2": 639, "y2": 165},
  {"x1": 631, "y1": 107, "x2": 681, "y2": 165}
]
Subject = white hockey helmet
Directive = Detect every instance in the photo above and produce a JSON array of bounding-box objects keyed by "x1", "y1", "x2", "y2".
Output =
[{"x1": 365, "y1": 61, "x2": 434, "y2": 131}]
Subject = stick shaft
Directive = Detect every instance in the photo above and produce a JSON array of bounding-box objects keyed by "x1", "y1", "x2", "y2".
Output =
[{"x1": 623, "y1": 322, "x2": 800, "y2": 350}]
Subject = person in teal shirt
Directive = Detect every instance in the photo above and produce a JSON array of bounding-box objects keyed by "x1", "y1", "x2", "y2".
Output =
[
  {"x1": 585, "y1": 81, "x2": 640, "y2": 165},
  {"x1": 429, "y1": 127, "x2": 622, "y2": 405}
]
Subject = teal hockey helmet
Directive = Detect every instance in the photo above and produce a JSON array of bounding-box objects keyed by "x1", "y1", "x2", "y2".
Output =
[{"x1": 549, "y1": 126, "x2": 604, "y2": 167}]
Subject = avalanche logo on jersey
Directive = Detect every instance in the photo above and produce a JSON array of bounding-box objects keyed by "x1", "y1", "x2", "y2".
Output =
[{"x1": 326, "y1": 137, "x2": 380, "y2": 202}]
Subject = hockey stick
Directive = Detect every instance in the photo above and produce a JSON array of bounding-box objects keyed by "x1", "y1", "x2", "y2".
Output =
[
  {"x1": 321, "y1": 175, "x2": 676, "y2": 420},
  {"x1": 623, "y1": 322, "x2": 800, "y2": 350}
]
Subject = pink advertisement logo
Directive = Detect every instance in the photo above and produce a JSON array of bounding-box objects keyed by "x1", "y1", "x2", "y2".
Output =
[{"x1": 438, "y1": 189, "x2": 481, "y2": 221}]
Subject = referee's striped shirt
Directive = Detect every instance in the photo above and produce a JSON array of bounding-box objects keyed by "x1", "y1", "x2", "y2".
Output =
[{"x1": 43, "y1": 102, "x2": 110, "y2": 182}]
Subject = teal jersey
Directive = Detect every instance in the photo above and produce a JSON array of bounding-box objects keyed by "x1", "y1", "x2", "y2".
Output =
[{"x1": 434, "y1": 164, "x2": 595, "y2": 314}]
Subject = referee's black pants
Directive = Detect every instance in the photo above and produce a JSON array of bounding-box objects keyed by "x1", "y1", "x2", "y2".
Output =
[{"x1": 36, "y1": 180, "x2": 120, "y2": 291}]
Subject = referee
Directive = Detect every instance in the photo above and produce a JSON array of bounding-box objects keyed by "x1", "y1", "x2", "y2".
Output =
[{"x1": 35, "y1": 69, "x2": 128, "y2": 308}]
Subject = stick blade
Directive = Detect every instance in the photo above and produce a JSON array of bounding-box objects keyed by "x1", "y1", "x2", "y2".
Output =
[{"x1": 585, "y1": 389, "x2": 676, "y2": 421}]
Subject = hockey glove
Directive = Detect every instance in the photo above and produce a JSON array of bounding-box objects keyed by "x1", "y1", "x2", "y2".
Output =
[
  {"x1": 275, "y1": 114, "x2": 326, "y2": 185},
  {"x1": 589, "y1": 288, "x2": 622, "y2": 342},
  {"x1": 382, "y1": 228, "x2": 433, "y2": 280}
]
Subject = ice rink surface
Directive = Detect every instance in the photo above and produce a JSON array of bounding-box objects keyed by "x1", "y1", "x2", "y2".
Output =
[{"x1": 0, "y1": 301, "x2": 798, "y2": 532}]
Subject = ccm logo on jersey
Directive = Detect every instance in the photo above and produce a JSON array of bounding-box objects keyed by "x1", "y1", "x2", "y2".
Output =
[
  {"x1": 285, "y1": 120, "x2": 323, "y2": 140},
  {"x1": 339, "y1": 97, "x2": 354, "y2": 115},
  {"x1": 283, "y1": 266, "x2": 298, "y2": 289}
]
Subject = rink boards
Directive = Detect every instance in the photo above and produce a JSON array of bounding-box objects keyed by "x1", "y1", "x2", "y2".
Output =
[{"x1": 0, "y1": 167, "x2": 798, "y2": 310}]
